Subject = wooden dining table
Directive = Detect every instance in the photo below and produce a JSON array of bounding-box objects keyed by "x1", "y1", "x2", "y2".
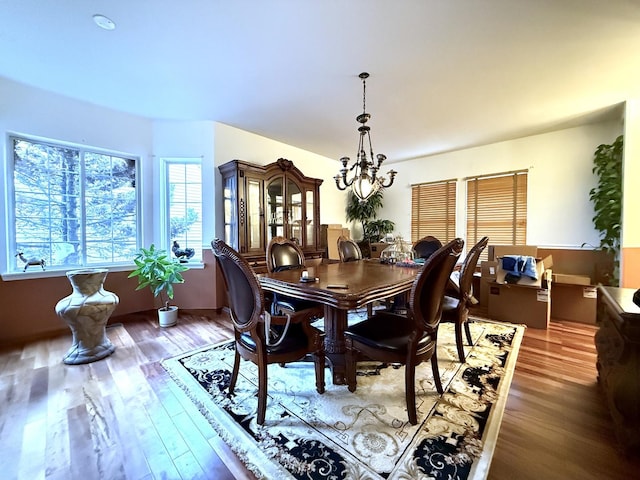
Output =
[{"x1": 258, "y1": 259, "x2": 421, "y2": 385}]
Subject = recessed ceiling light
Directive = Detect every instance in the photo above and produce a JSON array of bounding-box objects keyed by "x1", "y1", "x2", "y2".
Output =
[{"x1": 93, "y1": 14, "x2": 116, "y2": 31}]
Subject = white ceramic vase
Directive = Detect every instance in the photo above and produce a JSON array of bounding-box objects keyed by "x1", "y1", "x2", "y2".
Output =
[
  {"x1": 158, "y1": 305, "x2": 178, "y2": 327},
  {"x1": 55, "y1": 268, "x2": 119, "y2": 364}
]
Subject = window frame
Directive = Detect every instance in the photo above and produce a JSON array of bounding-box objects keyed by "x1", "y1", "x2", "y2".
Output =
[
  {"x1": 160, "y1": 157, "x2": 203, "y2": 262},
  {"x1": 5, "y1": 133, "x2": 141, "y2": 275}
]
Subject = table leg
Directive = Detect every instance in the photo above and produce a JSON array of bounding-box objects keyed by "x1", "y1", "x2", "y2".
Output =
[{"x1": 323, "y1": 305, "x2": 349, "y2": 385}]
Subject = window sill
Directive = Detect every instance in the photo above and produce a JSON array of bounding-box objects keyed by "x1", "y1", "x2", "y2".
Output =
[{"x1": 1, "y1": 261, "x2": 205, "y2": 281}]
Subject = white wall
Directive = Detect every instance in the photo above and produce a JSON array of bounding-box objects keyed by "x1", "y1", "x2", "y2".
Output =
[
  {"x1": 380, "y1": 120, "x2": 623, "y2": 249},
  {"x1": 0, "y1": 77, "x2": 154, "y2": 272}
]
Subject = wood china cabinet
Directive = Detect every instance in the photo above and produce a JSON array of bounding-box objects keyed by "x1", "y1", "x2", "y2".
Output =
[{"x1": 218, "y1": 158, "x2": 324, "y2": 272}]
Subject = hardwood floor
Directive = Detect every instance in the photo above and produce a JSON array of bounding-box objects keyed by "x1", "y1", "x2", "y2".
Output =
[{"x1": 0, "y1": 310, "x2": 638, "y2": 479}]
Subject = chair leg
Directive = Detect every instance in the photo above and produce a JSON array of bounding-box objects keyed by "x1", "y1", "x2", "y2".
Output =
[
  {"x1": 314, "y1": 350, "x2": 325, "y2": 394},
  {"x1": 464, "y1": 321, "x2": 473, "y2": 345},
  {"x1": 405, "y1": 362, "x2": 418, "y2": 425},
  {"x1": 229, "y1": 349, "x2": 241, "y2": 394},
  {"x1": 454, "y1": 323, "x2": 466, "y2": 363},
  {"x1": 256, "y1": 359, "x2": 268, "y2": 425},
  {"x1": 430, "y1": 353, "x2": 444, "y2": 394}
]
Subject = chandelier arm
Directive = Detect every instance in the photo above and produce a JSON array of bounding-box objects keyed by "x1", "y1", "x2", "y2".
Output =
[{"x1": 379, "y1": 170, "x2": 397, "y2": 188}]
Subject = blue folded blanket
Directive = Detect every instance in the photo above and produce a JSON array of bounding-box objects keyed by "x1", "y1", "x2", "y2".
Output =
[{"x1": 501, "y1": 255, "x2": 538, "y2": 283}]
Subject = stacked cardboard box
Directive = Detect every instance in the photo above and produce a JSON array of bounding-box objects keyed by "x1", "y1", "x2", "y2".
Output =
[
  {"x1": 537, "y1": 248, "x2": 612, "y2": 325},
  {"x1": 483, "y1": 245, "x2": 553, "y2": 329}
]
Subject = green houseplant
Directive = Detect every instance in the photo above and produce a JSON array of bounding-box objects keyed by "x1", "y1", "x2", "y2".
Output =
[
  {"x1": 128, "y1": 244, "x2": 188, "y2": 327},
  {"x1": 345, "y1": 190, "x2": 395, "y2": 256},
  {"x1": 588, "y1": 135, "x2": 623, "y2": 286}
]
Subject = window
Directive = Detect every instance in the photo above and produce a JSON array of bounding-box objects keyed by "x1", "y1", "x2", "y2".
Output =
[
  {"x1": 411, "y1": 179, "x2": 457, "y2": 243},
  {"x1": 466, "y1": 171, "x2": 527, "y2": 259},
  {"x1": 163, "y1": 159, "x2": 202, "y2": 261},
  {"x1": 10, "y1": 135, "x2": 138, "y2": 272}
]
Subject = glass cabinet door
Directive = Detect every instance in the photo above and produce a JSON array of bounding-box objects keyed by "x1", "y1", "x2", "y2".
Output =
[
  {"x1": 246, "y1": 177, "x2": 264, "y2": 253},
  {"x1": 223, "y1": 175, "x2": 237, "y2": 248},
  {"x1": 266, "y1": 176, "x2": 284, "y2": 244},
  {"x1": 306, "y1": 189, "x2": 315, "y2": 247},
  {"x1": 287, "y1": 179, "x2": 303, "y2": 245}
]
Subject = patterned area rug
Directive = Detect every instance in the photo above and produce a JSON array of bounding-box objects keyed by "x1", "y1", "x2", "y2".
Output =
[{"x1": 162, "y1": 318, "x2": 524, "y2": 480}]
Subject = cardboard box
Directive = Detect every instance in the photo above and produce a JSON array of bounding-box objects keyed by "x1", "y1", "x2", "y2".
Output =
[
  {"x1": 550, "y1": 283, "x2": 597, "y2": 324},
  {"x1": 480, "y1": 260, "x2": 498, "y2": 306},
  {"x1": 326, "y1": 226, "x2": 350, "y2": 260},
  {"x1": 495, "y1": 255, "x2": 553, "y2": 288},
  {"x1": 537, "y1": 247, "x2": 614, "y2": 286},
  {"x1": 488, "y1": 282, "x2": 551, "y2": 329},
  {"x1": 486, "y1": 245, "x2": 553, "y2": 329},
  {"x1": 370, "y1": 242, "x2": 389, "y2": 259},
  {"x1": 552, "y1": 273, "x2": 591, "y2": 286},
  {"x1": 488, "y1": 245, "x2": 538, "y2": 262}
]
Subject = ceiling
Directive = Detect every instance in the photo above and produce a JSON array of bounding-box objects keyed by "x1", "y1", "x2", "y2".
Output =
[{"x1": 1, "y1": 0, "x2": 639, "y2": 164}]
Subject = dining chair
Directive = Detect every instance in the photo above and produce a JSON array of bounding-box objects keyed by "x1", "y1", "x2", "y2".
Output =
[
  {"x1": 441, "y1": 236, "x2": 489, "y2": 362},
  {"x1": 336, "y1": 235, "x2": 374, "y2": 317},
  {"x1": 413, "y1": 235, "x2": 443, "y2": 260},
  {"x1": 344, "y1": 237, "x2": 464, "y2": 425},
  {"x1": 211, "y1": 238, "x2": 325, "y2": 425},
  {"x1": 266, "y1": 236, "x2": 324, "y2": 319},
  {"x1": 337, "y1": 235, "x2": 363, "y2": 262}
]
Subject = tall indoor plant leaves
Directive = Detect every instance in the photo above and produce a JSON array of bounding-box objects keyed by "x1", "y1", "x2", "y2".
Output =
[
  {"x1": 345, "y1": 190, "x2": 395, "y2": 243},
  {"x1": 588, "y1": 134, "x2": 623, "y2": 285}
]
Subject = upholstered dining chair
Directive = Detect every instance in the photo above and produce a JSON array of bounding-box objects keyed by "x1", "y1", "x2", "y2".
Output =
[
  {"x1": 441, "y1": 236, "x2": 489, "y2": 363},
  {"x1": 344, "y1": 237, "x2": 464, "y2": 425},
  {"x1": 266, "y1": 236, "x2": 324, "y2": 319},
  {"x1": 337, "y1": 235, "x2": 363, "y2": 262},
  {"x1": 413, "y1": 235, "x2": 443, "y2": 260},
  {"x1": 211, "y1": 238, "x2": 325, "y2": 425},
  {"x1": 336, "y1": 235, "x2": 374, "y2": 316}
]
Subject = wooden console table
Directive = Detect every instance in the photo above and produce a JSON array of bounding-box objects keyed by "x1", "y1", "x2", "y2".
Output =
[{"x1": 595, "y1": 285, "x2": 640, "y2": 454}]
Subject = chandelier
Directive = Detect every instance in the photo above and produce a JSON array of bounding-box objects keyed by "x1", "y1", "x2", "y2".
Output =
[{"x1": 334, "y1": 72, "x2": 397, "y2": 201}]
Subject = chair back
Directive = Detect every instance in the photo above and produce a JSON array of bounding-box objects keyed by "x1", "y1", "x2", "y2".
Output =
[
  {"x1": 413, "y1": 235, "x2": 443, "y2": 260},
  {"x1": 266, "y1": 236, "x2": 305, "y2": 273},
  {"x1": 211, "y1": 238, "x2": 265, "y2": 333},
  {"x1": 458, "y1": 236, "x2": 489, "y2": 305},
  {"x1": 337, "y1": 235, "x2": 363, "y2": 262},
  {"x1": 408, "y1": 238, "x2": 464, "y2": 330}
]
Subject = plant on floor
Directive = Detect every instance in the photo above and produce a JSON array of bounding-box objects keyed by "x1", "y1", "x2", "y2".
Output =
[
  {"x1": 128, "y1": 244, "x2": 188, "y2": 310},
  {"x1": 345, "y1": 190, "x2": 395, "y2": 243},
  {"x1": 588, "y1": 134, "x2": 623, "y2": 286}
]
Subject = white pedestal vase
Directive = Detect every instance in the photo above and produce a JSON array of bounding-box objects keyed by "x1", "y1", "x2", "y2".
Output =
[
  {"x1": 158, "y1": 305, "x2": 178, "y2": 327},
  {"x1": 55, "y1": 268, "x2": 119, "y2": 365}
]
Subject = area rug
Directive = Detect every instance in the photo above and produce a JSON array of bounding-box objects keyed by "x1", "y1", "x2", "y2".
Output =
[{"x1": 162, "y1": 318, "x2": 524, "y2": 480}]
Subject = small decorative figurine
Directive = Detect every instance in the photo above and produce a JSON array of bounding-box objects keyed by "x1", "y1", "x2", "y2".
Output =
[
  {"x1": 15, "y1": 251, "x2": 46, "y2": 272},
  {"x1": 171, "y1": 241, "x2": 195, "y2": 263}
]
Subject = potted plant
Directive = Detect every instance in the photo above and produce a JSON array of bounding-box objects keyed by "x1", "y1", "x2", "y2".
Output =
[
  {"x1": 345, "y1": 190, "x2": 395, "y2": 257},
  {"x1": 128, "y1": 244, "x2": 188, "y2": 327},
  {"x1": 588, "y1": 135, "x2": 623, "y2": 285}
]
